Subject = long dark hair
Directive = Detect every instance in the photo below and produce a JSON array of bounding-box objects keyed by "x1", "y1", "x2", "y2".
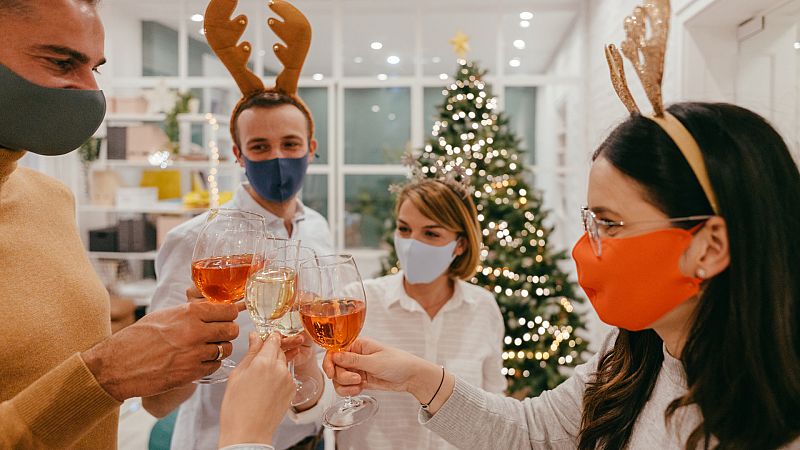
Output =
[{"x1": 578, "y1": 102, "x2": 800, "y2": 449}]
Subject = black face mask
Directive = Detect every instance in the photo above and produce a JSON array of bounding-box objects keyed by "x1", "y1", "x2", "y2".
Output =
[{"x1": 0, "y1": 62, "x2": 106, "y2": 155}]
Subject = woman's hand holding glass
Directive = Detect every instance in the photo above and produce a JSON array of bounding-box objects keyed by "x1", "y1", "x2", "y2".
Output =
[{"x1": 322, "y1": 337, "x2": 456, "y2": 415}]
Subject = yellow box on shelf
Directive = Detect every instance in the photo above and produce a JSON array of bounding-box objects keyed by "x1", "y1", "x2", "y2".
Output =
[{"x1": 140, "y1": 170, "x2": 181, "y2": 200}]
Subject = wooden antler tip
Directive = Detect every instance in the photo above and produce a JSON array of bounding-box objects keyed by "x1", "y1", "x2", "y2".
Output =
[{"x1": 238, "y1": 18, "x2": 246, "y2": 26}]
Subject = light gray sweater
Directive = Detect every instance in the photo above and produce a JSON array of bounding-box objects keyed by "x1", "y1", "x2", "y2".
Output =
[{"x1": 420, "y1": 331, "x2": 799, "y2": 449}]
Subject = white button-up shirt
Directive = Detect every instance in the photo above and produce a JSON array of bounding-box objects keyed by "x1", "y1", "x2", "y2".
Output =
[
  {"x1": 336, "y1": 272, "x2": 507, "y2": 450},
  {"x1": 150, "y1": 185, "x2": 334, "y2": 450}
]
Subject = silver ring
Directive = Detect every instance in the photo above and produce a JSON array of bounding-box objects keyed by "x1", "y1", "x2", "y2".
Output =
[{"x1": 215, "y1": 344, "x2": 224, "y2": 361}]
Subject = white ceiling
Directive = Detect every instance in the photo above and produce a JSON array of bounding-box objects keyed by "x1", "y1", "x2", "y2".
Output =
[{"x1": 101, "y1": 0, "x2": 580, "y2": 77}]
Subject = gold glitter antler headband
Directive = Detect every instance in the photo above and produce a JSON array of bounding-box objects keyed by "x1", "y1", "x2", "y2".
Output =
[
  {"x1": 204, "y1": 0, "x2": 314, "y2": 139},
  {"x1": 606, "y1": 0, "x2": 719, "y2": 213}
]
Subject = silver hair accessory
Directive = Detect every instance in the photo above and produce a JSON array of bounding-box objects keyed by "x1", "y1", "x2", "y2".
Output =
[{"x1": 388, "y1": 151, "x2": 476, "y2": 198}]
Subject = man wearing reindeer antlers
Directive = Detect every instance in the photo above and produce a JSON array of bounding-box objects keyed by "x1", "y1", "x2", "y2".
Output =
[{"x1": 143, "y1": 1, "x2": 333, "y2": 449}]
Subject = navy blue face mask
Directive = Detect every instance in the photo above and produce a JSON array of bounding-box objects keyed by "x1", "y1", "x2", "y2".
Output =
[{"x1": 242, "y1": 153, "x2": 309, "y2": 203}]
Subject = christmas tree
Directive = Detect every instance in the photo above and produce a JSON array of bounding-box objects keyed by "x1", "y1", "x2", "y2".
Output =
[{"x1": 382, "y1": 57, "x2": 588, "y2": 397}]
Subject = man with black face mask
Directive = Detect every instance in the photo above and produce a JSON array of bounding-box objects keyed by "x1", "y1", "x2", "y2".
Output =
[{"x1": 0, "y1": 1, "x2": 243, "y2": 447}]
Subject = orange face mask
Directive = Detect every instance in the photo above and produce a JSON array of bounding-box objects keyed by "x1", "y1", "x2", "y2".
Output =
[{"x1": 571, "y1": 228, "x2": 702, "y2": 331}]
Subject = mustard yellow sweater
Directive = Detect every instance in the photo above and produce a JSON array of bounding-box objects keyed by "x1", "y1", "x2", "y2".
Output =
[{"x1": 0, "y1": 149, "x2": 120, "y2": 448}]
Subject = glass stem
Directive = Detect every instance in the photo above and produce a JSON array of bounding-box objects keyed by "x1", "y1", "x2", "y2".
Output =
[
  {"x1": 289, "y1": 361, "x2": 301, "y2": 388},
  {"x1": 342, "y1": 395, "x2": 361, "y2": 410}
]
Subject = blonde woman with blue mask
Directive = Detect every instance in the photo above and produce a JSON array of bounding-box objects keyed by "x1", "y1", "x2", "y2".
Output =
[{"x1": 335, "y1": 178, "x2": 507, "y2": 450}]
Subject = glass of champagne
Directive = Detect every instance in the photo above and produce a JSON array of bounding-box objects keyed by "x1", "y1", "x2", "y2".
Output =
[
  {"x1": 298, "y1": 254, "x2": 377, "y2": 430},
  {"x1": 246, "y1": 241, "x2": 320, "y2": 405},
  {"x1": 191, "y1": 209, "x2": 266, "y2": 384}
]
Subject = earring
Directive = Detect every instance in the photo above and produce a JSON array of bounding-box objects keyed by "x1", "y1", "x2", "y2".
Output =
[{"x1": 696, "y1": 268, "x2": 707, "y2": 279}]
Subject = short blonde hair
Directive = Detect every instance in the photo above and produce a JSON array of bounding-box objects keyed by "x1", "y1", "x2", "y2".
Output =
[{"x1": 395, "y1": 179, "x2": 482, "y2": 280}]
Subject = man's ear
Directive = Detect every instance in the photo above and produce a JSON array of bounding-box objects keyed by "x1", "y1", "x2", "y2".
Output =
[
  {"x1": 681, "y1": 216, "x2": 730, "y2": 279},
  {"x1": 307, "y1": 138, "x2": 318, "y2": 162},
  {"x1": 232, "y1": 145, "x2": 245, "y2": 168}
]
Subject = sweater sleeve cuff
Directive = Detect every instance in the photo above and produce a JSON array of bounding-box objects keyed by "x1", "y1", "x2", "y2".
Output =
[
  {"x1": 419, "y1": 376, "x2": 488, "y2": 439},
  {"x1": 11, "y1": 353, "x2": 120, "y2": 446}
]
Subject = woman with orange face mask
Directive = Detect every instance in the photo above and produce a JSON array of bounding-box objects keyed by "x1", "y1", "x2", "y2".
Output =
[{"x1": 320, "y1": 100, "x2": 800, "y2": 450}]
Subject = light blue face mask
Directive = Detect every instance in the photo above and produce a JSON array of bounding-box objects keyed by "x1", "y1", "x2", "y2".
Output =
[
  {"x1": 0, "y1": 62, "x2": 106, "y2": 155},
  {"x1": 394, "y1": 234, "x2": 458, "y2": 284}
]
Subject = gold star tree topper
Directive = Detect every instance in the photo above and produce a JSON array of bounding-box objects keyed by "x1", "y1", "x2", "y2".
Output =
[{"x1": 449, "y1": 31, "x2": 470, "y2": 58}]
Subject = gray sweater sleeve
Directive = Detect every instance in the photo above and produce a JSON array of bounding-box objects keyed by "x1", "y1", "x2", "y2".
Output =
[{"x1": 420, "y1": 331, "x2": 617, "y2": 450}]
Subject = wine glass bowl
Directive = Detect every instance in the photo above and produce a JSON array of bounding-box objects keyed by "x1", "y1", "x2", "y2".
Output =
[
  {"x1": 298, "y1": 254, "x2": 377, "y2": 430},
  {"x1": 190, "y1": 209, "x2": 267, "y2": 384}
]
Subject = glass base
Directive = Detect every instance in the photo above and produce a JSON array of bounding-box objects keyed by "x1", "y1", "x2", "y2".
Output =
[
  {"x1": 322, "y1": 395, "x2": 378, "y2": 430},
  {"x1": 194, "y1": 358, "x2": 236, "y2": 385},
  {"x1": 290, "y1": 376, "x2": 320, "y2": 407}
]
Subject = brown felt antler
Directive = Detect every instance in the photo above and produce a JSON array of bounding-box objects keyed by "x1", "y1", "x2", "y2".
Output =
[
  {"x1": 204, "y1": 0, "x2": 265, "y2": 97},
  {"x1": 268, "y1": 0, "x2": 312, "y2": 97}
]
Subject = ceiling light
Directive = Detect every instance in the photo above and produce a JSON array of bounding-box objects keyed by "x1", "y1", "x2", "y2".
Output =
[
  {"x1": 432, "y1": 56, "x2": 442, "y2": 63},
  {"x1": 370, "y1": 41, "x2": 383, "y2": 50},
  {"x1": 388, "y1": 113, "x2": 396, "y2": 121},
  {"x1": 439, "y1": 73, "x2": 448, "y2": 80},
  {"x1": 377, "y1": 73, "x2": 388, "y2": 81},
  {"x1": 794, "y1": 41, "x2": 800, "y2": 50},
  {"x1": 513, "y1": 39, "x2": 526, "y2": 50},
  {"x1": 354, "y1": 56, "x2": 364, "y2": 63},
  {"x1": 191, "y1": 14, "x2": 204, "y2": 22},
  {"x1": 520, "y1": 20, "x2": 530, "y2": 28},
  {"x1": 509, "y1": 58, "x2": 521, "y2": 68},
  {"x1": 519, "y1": 11, "x2": 534, "y2": 20},
  {"x1": 312, "y1": 73, "x2": 324, "y2": 81},
  {"x1": 387, "y1": 55, "x2": 400, "y2": 65},
  {"x1": 371, "y1": 105, "x2": 381, "y2": 113}
]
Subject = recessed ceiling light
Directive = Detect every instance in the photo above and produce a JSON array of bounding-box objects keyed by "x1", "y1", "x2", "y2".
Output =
[
  {"x1": 388, "y1": 113, "x2": 397, "y2": 121},
  {"x1": 377, "y1": 73, "x2": 388, "y2": 81},
  {"x1": 191, "y1": 14, "x2": 204, "y2": 22},
  {"x1": 387, "y1": 55, "x2": 400, "y2": 65},
  {"x1": 370, "y1": 41, "x2": 383, "y2": 50},
  {"x1": 439, "y1": 73, "x2": 448, "y2": 80},
  {"x1": 312, "y1": 73, "x2": 324, "y2": 81},
  {"x1": 354, "y1": 56, "x2": 364, "y2": 63},
  {"x1": 432, "y1": 56, "x2": 442, "y2": 63},
  {"x1": 371, "y1": 105, "x2": 381, "y2": 113},
  {"x1": 513, "y1": 39, "x2": 526, "y2": 50},
  {"x1": 519, "y1": 11, "x2": 534, "y2": 20},
  {"x1": 509, "y1": 58, "x2": 521, "y2": 68},
  {"x1": 520, "y1": 20, "x2": 530, "y2": 28},
  {"x1": 794, "y1": 41, "x2": 800, "y2": 50}
]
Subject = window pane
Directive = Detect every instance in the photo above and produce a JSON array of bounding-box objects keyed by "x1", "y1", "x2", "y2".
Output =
[
  {"x1": 299, "y1": 87, "x2": 329, "y2": 164},
  {"x1": 504, "y1": 86, "x2": 537, "y2": 165},
  {"x1": 344, "y1": 88, "x2": 410, "y2": 164},
  {"x1": 423, "y1": 87, "x2": 446, "y2": 138},
  {"x1": 301, "y1": 174, "x2": 328, "y2": 221},
  {"x1": 345, "y1": 174, "x2": 405, "y2": 248},
  {"x1": 142, "y1": 21, "x2": 179, "y2": 76}
]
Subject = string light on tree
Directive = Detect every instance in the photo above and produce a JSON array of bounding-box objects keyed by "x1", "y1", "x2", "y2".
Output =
[
  {"x1": 382, "y1": 33, "x2": 588, "y2": 397},
  {"x1": 206, "y1": 113, "x2": 221, "y2": 209}
]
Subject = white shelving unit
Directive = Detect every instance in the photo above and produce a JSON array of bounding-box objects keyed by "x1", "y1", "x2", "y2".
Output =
[{"x1": 80, "y1": 113, "x2": 242, "y2": 263}]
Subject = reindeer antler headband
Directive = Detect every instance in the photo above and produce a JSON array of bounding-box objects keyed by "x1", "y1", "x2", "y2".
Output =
[
  {"x1": 204, "y1": 0, "x2": 314, "y2": 141},
  {"x1": 606, "y1": 0, "x2": 719, "y2": 214}
]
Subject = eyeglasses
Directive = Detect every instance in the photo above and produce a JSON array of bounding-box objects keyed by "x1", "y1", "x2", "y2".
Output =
[{"x1": 580, "y1": 207, "x2": 713, "y2": 257}]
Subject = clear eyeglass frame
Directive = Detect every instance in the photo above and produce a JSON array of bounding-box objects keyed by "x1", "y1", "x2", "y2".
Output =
[{"x1": 580, "y1": 206, "x2": 713, "y2": 257}]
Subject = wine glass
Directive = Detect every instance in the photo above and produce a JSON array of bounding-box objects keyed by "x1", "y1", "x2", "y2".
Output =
[
  {"x1": 191, "y1": 208, "x2": 267, "y2": 384},
  {"x1": 298, "y1": 254, "x2": 377, "y2": 429},
  {"x1": 245, "y1": 241, "x2": 320, "y2": 406}
]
